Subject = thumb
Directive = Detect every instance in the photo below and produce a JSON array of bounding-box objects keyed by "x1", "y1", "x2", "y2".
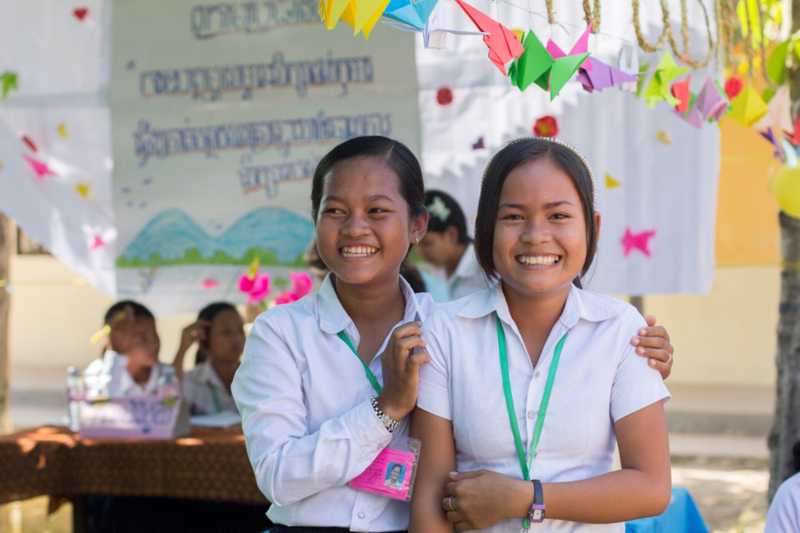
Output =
[
  {"x1": 644, "y1": 314, "x2": 657, "y2": 328},
  {"x1": 449, "y1": 470, "x2": 482, "y2": 482}
]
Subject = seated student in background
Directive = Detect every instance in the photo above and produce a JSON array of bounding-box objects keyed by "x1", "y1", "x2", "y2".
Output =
[
  {"x1": 416, "y1": 189, "x2": 493, "y2": 301},
  {"x1": 84, "y1": 300, "x2": 170, "y2": 397},
  {"x1": 173, "y1": 302, "x2": 245, "y2": 415}
]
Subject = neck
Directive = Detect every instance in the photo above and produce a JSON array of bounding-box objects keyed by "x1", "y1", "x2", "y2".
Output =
[
  {"x1": 445, "y1": 243, "x2": 469, "y2": 278},
  {"x1": 211, "y1": 358, "x2": 239, "y2": 391},
  {"x1": 503, "y1": 282, "x2": 572, "y2": 342},
  {"x1": 127, "y1": 362, "x2": 152, "y2": 386},
  {"x1": 333, "y1": 274, "x2": 405, "y2": 325}
]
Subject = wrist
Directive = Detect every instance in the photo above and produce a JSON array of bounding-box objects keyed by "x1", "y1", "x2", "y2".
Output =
[
  {"x1": 375, "y1": 396, "x2": 405, "y2": 422},
  {"x1": 507, "y1": 478, "x2": 536, "y2": 520}
]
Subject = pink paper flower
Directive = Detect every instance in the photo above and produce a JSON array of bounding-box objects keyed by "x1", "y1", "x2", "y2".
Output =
[
  {"x1": 274, "y1": 291, "x2": 299, "y2": 305},
  {"x1": 239, "y1": 272, "x2": 271, "y2": 306},
  {"x1": 274, "y1": 272, "x2": 314, "y2": 306}
]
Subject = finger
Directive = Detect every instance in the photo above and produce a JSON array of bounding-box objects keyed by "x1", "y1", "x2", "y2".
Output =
[
  {"x1": 445, "y1": 481, "x2": 457, "y2": 496},
  {"x1": 649, "y1": 359, "x2": 672, "y2": 376},
  {"x1": 442, "y1": 496, "x2": 458, "y2": 511},
  {"x1": 446, "y1": 511, "x2": 465, "y2": 524},
  {"x1": 449, "y1": 470, "x2": 482, "y2": 482},
  {"x1": 638, "y1": 346, "x2": 671, "y2": 363},
  {"x1": 391, "y1": 321, "x2": 424, "y2": 340},
  {"x1": 632, "y1": 335, "x2": 669, "y2": 350},
  {"x1": 455, "y1": 520, "x2": 474, "y2": 531},
  {"x1": 637, "y1": 324, "x2": 670, "y2": 343},
  {"x1": 409, "y1": 350, "x2": 430, "y2": 366},
  {"x1": 644, "y1": 314, "x2": 657, "y2": 327},
  {"x1": 394, "y1": 337, "x2": 427, "y2": 371}
]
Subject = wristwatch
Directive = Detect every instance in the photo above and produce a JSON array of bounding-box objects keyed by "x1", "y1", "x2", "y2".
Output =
[
  {"x1": 528, "y1": 479, "x2": 545, "y2": 523},
  {"x1": 370, "y1": 397, "x2": 400, "y2": 433}
]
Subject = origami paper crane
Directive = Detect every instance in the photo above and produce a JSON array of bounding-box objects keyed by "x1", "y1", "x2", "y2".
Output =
[
  {"x1": 383, "y1": 0, "x2": 437, "y2": 30},
  {"x1": 727, "y1": 86, "x2": 768, "y2": 128},
  {"x1": 618, "y1": 45, "x2": 639, "y2": 92},
  {"x1": 454, "y1": 0, "x2": 524, "y2": 75},
  {"x1": 383, "y1": 1, "x2": 486, "y2": 49},
  {"x1": 320, "y1": 0, "x2": 351, "y2": 29},
  {"x1": 508, "y1": 31, "x2": 588, "y2": 100},
  {"x1": 673, "y1": 96, "x2": 703, "y2": 129},
  {"x1": 694, "y1": 77, "x2": 728, "y2": 122},
  {"x1": 670, "y1": 74, "x2": 691, "y2": 112},
  {"x1": 546, "y1": 24, "x2": 592, "y2": 72},
  {"x1": 22, "y1": 154, "x2": 56, "y2": 179},
  {"x1": 622, "y1": 228, "x2": 656, "y2": 258},
  {"x1": 758, "y1": 127, "x2": 784, "y2": 162},
  {"x1": 239, "y1": 258, "x2": 271, "y2": 306},
  {"x1": 340, "y1": 0, "x2": 392, "y2": 39},
  {"x1": 575, "y1": 56, "x2": 638, "y2": 93},
  {"x1": 642, "y1": 52, "x2": 689, "y2": 108},
  {"x1": 0, "y1": 72, "x2": 17, "y2": 99}
]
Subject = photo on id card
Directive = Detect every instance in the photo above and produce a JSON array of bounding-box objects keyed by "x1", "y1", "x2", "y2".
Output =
[{"x1": 350, "y1": 435, "x2": 421, "y2": 501}]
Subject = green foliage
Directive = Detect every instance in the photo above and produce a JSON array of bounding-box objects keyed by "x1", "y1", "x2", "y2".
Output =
[{"x1": 116, "y1": 247, "x2": 302, "y2": 268}]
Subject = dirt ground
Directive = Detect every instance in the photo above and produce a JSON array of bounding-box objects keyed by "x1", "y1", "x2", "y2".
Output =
[{"x1": 0, "y1": 458, "x2": 771, "y2": 533}]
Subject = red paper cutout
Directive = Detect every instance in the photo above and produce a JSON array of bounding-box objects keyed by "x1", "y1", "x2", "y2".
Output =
[
  {"x1": 436, "y1": 87, "x2": 453, "y2": 105},
  {"x1": 622, "y1": 228, "x2": 656, "y2": 258},
  {"x1": 74, "y1": 8, "x2": 88, "y2": 21},
  {"x1": 90, "y1": 236, "x2": 104, "y2": 250},
  {"x1": 724, "y1": 77, "x2": 742, "y2": 101},
  {"x1": 784, "y1": 114, "x2": 800, "y2": 146},
  {"x1": 533, "y1": 116, "x2": 558, "y2": 138},
  {"x1": 22, "y1": 154, "x2": 56, "y2": 178},
  {"x1": 22, "y1": 136, "x2": 37, "y2": 152},
  {"x1": 670, "y1": 74, "x2": 692, "y2": 113},
  {"x1": 454, "y1": 0, "x2": 524, "y2": 75},
  {"x1": 472, "y1": 137, "x2": 484, "y2": 149}
]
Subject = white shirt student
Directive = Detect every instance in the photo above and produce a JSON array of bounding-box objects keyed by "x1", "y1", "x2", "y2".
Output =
[
  {"x1": 84, "y1": 350, "x2": 171, "y2": 397},
  {"x1": 766, "y1": 471, "x2": 800, "y2": 532},
  {"x1": 437, "y1": 242, "x2": 493, "y2": 301},
  {"x1": 232, "y1": 274, "x2": 435, "y2": 532},
  {"x1": 182, "y1": 360, "x2": 238, "y2": 415},
  {"x1": 417, "y1": 284, "x2": 671, "y2": 532}
]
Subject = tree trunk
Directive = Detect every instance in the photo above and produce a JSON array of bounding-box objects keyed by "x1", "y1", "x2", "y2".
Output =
[{"x1": 0, "y1": 213, "x2": 11, "y2": 433}]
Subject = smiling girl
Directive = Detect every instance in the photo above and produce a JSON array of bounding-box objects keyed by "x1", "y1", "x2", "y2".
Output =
[{"x1": 410, "y1": 138, "x2": 671, "y2": 532}]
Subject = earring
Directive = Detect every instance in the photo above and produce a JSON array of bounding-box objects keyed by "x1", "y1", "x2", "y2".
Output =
[{"x1": 415, "y1": 237, "x2": 419, "y2": 245}]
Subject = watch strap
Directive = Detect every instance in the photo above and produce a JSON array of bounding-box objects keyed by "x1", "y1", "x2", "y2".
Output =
[
  {"x1": 370, "y1": 396, "x2": 400, "y2": 433},
  {"x1": 533, "y1": 479, "x2": 543, "y2": 504}
]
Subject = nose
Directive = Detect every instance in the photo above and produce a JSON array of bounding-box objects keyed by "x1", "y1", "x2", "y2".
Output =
[
  {"x1": 520, "y1": 216, "x2": 551, "y2": 245},
  {"x1": 341, "y1": 212, "x2": 370, "y2": 238}
]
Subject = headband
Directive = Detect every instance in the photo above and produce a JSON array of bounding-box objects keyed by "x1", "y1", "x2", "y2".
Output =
[
  {"x1": 519, "y1": 136, "x2": 597, "y2": 208},
  {"x1": 427, "y1": 195, "x2": 452, "y2": 222}
]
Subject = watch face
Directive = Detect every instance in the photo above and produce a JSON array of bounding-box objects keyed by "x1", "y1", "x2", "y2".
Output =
[{"x1": 530, "y1": 506, "x2": 545, "y2": 523}]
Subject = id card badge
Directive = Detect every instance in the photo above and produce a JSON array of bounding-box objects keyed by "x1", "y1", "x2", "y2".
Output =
[{"x1": 350, "y1": 434, "x2": 421, "y2": 502}]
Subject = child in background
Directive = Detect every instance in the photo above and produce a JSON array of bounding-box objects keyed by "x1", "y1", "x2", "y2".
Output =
[
  {"x1": 173, "y1": 302, "x2": 245, "y2": 415},
  {"x1": 416, "y1": 190, "x2": 492, "y2": 301},
  {"x1": 84, "y1": 300, "x2": 171, "y2": 397}
]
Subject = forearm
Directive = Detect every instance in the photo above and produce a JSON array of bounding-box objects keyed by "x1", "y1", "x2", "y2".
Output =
[{"x1": 172, "y1": 347, "x2": 188, "y2": 381}]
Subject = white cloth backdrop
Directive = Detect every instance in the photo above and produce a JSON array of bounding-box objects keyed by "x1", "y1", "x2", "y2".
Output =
[{"x1": 0, "y1": 0, "x2": 720, "y2": 313}]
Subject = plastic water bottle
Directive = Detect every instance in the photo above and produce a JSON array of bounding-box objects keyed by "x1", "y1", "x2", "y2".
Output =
[
  {"x1": 65, "y1": 366, "x2": 85, "y2": 432},
  {"x1": 156, "y1": 366, "x2": 180, "y2": 398}
]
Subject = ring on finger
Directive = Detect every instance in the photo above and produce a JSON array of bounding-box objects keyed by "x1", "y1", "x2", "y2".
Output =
[
  {"x1": 666, "y1": 352, "x2": 673, "y2": 364},
  {"x1": 447, "y1": 497, "x2": 455, "y2": 511}
]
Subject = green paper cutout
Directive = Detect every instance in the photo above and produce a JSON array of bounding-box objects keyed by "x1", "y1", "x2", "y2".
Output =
[
  {"x1": 636, "y1": 62, "x2": 650, "y2": 97},
  {"x1": 642, "y1": 52, "x2": 689, "y2": 108},
  {"x1": 763, "y1": 86, "x2": 776, "y2": 104},
  {"x1": 0, "y1": 72, "x2": 18, "y2": 100},
  {"x1": 767, "y1": 40, "x2": 789, "y2": 85},
  {"x1": 510, "y1": 31, "x2": 554, "y2": 92},
  {"x1": 548, "y1": 52, "x2": 589, "y2": 101}
]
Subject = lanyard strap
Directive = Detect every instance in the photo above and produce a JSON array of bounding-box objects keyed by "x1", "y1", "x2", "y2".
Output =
[
  {"x1": 496, "y1": 315, "x2": 567, "y2": 481},
  {"x1": 449, "y1": 277, "x2": 461, "y2": 300},
  {"x1": 207, "y1": 382, "x2": 222, "y2": 414},
  {"x1": 337, "y1": 331, "x2": 383, "y2": 395}
]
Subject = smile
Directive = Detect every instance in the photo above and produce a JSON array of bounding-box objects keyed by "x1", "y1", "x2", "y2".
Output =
[
  {"x1": 340, "y1": 246, "x2": 379, "y2": 258},
  {"x1": 517, "y1": 254, "x2": 561, "y2": 266}
]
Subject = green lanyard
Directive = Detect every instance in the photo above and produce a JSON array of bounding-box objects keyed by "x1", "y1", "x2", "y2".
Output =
[
  {"x1": 207, "y1": 382, "x2": 222, "y2": 414},
  {"x1": 337, "y1": 331, "x2": 383, "y2": 395},
  {"x1": 449, "y1": 277, "x2": 461, "y2": 300},
  {"x1": 496, "y1": 315, "x2": 567, "y2": 530}
]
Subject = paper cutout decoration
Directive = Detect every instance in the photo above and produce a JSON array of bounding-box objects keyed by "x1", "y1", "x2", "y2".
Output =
[
  {"x1": 767, "y1": 40, "x2": 789, "y2": 85},
  {"x1": 202, "y1": 279, "x2": 219, "y2": 290},
  {"x1": 618, "y1": 46, "x2": 639, "y2": 92},
  {"x1": 74, "y1": 7, "x2": 89, "y2": 21},
  {"x1": 773, "y1": 164, "x2": 800, "y2": 219},
  {"x1": 605, "y1": 174, "x2": 621, "y2": 188},
  {"x1": 622, "y1": 228, "x2": 656, "y2": 258},
  {"x1": 727, "y1": 86, "x2": 768, "y2": 127},
  {"x1": 275, "y1": 272, "x2": 314, "y2": 305},
  {"x1": 90, "y1": 236, "x2": 105, "y2": 250},
  {"x1": 89, "y1": 324, "x2": 111, "y2": 346},
  {"x1": 320, "y1": 0, "x2": 351, "y2": 29},
  {"x1": 472, "y1": 137, "x2": 484, "y2": 149},
  {"x1": 674, "y1": 96, "x2": 703, "y2": 128},
  {"x1": 0, "y1": 72, "x2": 18, "y2": 99},
  {"x1": 436, "y1": 87, "x2": 453, "y2": 105},
  {"x1": 758, "y1": 128, "x2": 784, "y2": 162},
  {"x1": 454, "y1": 0, "x2": 524, "y2": 75},
  {"x1": 508, "y1": 30, "x2": 553, "y2": 91},
  {"x1": 383, "y1": 0, "x2": 437, "y2": 30},
  {"x1": 340, "y1": 0, "x2": 391, "y2": 39},
  {"x1": 782, "y1": 138, "x2": 798, "y2": 169},
  {"x1": 75, "y1": 183, "x2": 91, "y2": 198},
  {"x1": 670, "y1": 74, "x2": 691, "y2": 112},
  {"x1": 693, "y1": 77, "x2": 728, "y2": 122},
  {"x1": 57, "y1": 124, "x2": 69, "y2": 138},
  {"x1": 642, "y1": 52, "x2": 689, "y2": 108},
  {"x1": 576, "y1": 57, "x2": 638, "y2": 93},
  {"x1": 656, "y1": 131, "x2": 671, "y2": 145},
  {"x1": 542, "y1": 29, "x2": 592, "y2": 98},
  {"x1": 533, "y1": 115, "x2": 558, "y2": 137},
  {"x1": 383, "y1": 1, "x2": 486, "y2": 50},
  {"x1": 784, "y1": 114, "x2": 800, "y2": 146},
  {"x1": 724, "y1": 77, "x2": 743, "y2": 100},
  {"x1": 22, "y1": 136, "x2": 37, "y2": 152},
  {"x1": 754, "y1": 85, "x2": 794, "y2": 133},
  {"x1": 22, "y1": 154, "x2": 57, "y2": 178},
  {"x1": 239, "y1": 259, "x2": 271, "y2": 306}
]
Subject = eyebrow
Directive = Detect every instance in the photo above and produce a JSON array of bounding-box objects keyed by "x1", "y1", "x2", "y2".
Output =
[
  {"x1": 498, "y1": 200, "x2": 575, "y2": 210},
  {"x1": 323, "y1": 194, "x2": 396, "y2": 203}
]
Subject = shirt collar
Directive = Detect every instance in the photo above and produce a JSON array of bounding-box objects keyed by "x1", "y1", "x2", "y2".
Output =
[
  {"x1": 318, "y1": 273, "x2": 422, "y2": 334},
  {"x1": 457, "y1": 283, "x2": 621, "y2": 328},
  {"x1": 195, "y1": 361, "x2": 225, "y2": 389},
  {"x1": 452, "y1": 243, "x2": 479, "y2": 281}
]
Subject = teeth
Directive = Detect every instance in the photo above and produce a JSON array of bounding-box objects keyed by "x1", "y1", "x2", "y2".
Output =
[
  {"x1": 518, "y1": 255, "x2": 560, "y2": 266},
  {"x1": 341, "y1": 246, "x2": 378, "y2": 257}
]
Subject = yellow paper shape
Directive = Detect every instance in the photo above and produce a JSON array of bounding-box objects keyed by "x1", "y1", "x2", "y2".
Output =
[
  {"x1": 0, "y1": 161, "x2": 4, "y2": 173},
  {"x1": 76, "y1": 183, "x2": 91, "y2": 198},
  {"x1": 511, "y1": 29, "x2": 524, "y2": 41},
  {"x1": 605, "y1": 173, "x2": 621, "y2": 188},
  {"x1": 656, "y1": 131, "x2": 671, "y2": 145},
  {"x1": 321, "y1": 0, "x2": 351, "y2": 29},
  {"x1": 360, "y1": 0, "x2": 389, "y2": 38},
  {"x1": 57, "y1": 124, "x2": 68, "y2": 138},
  {"x1": 341, "y1": 0, "x2": 389, "y2": 38},
  {"x1": 727, "y1": 86, "x2": 768, "y2": 128},
  {"x1": 246, "y1": 258, "x2": 260, "y2": 280},
  {"x1": 89, "y1": 324, "x2": 111, "y2": 346}
]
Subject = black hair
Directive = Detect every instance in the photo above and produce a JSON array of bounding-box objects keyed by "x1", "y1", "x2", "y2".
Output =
[
  {"x1": 104, "y1": 300, "x2": 154, "y2": 324},
  {"x1": 424, "y1": 190, "x2": 471, "y2": 244},
  {"x1": 793, "y1": 440, "x2": 800, "y2": 473},
  {"x1": 473, "y1": 138, "x2": 597, "y2": 288},
  {"x1": 310, "y1": 136, "x2": 426, "y2": 221},
  {"x1": 195, "y1": 302, "x2": 239, "y2": 364},
  {"x1": 401, "y1": 260, "x2": 427, "y2": 293}
]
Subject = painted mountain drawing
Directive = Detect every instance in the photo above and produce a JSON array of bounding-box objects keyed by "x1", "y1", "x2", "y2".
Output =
[{"x1": 117, "y1": 207, "x2": 314, "y2": 267}]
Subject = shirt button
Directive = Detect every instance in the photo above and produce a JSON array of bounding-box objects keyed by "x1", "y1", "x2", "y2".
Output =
[
  {"x1": 358, "y1": 512, "x2": 366, "y2": 519},
  {"x1": 527, "y1": 410, "x2": 535, "y2": 419},
  {"x1": 534, "y1": 371, "x2": 540, "y2": 378}
]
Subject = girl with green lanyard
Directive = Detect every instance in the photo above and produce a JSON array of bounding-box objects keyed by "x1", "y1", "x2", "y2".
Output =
[
  {"x1": 411, "y1": 138, "x2": 672, "y2": 532},
  {"x1": 175, "y1": 302, "x2": 245, "y2": 414}
]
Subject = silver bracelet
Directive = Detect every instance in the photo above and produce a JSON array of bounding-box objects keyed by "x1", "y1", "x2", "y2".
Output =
[{"x1": 370, "y1": 396, "x2": 400, "y2": 433}]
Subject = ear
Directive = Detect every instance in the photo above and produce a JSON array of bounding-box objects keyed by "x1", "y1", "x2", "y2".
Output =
[
  {"x1": 444, "y1": 225, "x2": 460, "y2": 244},
  {"x1": 594, "y1": 212, "x2": 602, "y2": 243},
  {"x1": 411, "y1": 211, "x2": 429, "y2": 243}
]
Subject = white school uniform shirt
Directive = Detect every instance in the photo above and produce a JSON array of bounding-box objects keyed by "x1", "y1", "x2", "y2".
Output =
[
  {"x1": 232, "y1": 274, "x2": 435, "y2": 532},
  {"x1": 418, "y1": 284, "x2": 670, "y2": 533},
  {"x1": 435, "y1": 243, "x2": 494, "y2": 301},
  {"x1": 183, "y1": 361, "x2": 238, "y2": 415},
  {"x1": 84, "y1": 350, "x2": 171, "y2": 397},
  {"x1": 766, "y1": 471, "x2": 800, "y2": 532}
]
